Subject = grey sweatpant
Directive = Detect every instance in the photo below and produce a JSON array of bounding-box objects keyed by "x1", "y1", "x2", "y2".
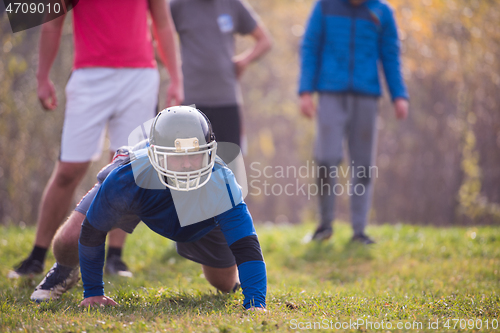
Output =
[{"x1": 314, "y1": 93, "x2": 378, "y2": 235}]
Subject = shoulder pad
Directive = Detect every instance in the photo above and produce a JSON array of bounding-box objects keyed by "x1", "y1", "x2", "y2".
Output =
[{"x1": 215, "y1": 155, "x2": 227, "y2": 167}]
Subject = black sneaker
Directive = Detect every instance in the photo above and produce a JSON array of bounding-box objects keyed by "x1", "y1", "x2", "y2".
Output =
[
  {"x1": 302, "y1": 225, "x2": 333, "y2": 243},
  {"x1": 105, "y1": 255, "x2": 133, "y2": 277},
  {"x1": 7, "y1": 257, "x2": 44, "y2": 279},
  {"x1": 351, "y1": 233, "x2": 376, "y2": 244},
  {"x1": 30, "y1": 263, "x2": 80, "y2": 302},
  {"x1": 311, "y1": 226, "x2": 333, "y2": 241}
]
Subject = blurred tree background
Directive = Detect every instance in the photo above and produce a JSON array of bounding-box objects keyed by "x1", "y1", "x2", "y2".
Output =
[{"x1": 0, "y1": 0, "x2": 499, "y2": 227}]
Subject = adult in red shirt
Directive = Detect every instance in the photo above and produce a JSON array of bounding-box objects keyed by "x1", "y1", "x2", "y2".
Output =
[{"x1": 10, "y1": 0, "x2": 183, "y2": 278}]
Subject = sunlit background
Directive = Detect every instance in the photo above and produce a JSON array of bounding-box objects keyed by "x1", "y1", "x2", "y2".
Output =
[{"x1": 0, "y1": 0, "x2": 499, "y2": 227}]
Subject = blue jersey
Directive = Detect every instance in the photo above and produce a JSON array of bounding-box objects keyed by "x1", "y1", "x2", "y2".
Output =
[{"x1": 79, "y1": 149, "x2": 266, "y2": 308}]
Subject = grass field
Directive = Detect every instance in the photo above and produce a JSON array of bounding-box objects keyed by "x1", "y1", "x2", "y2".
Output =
[{"x1": 1, "y1": 222, "x2": 499, "y2": 332}]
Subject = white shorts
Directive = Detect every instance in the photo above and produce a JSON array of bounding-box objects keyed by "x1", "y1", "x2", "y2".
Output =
[{"x1": 60, "y1": 68, "x2": 159, "y2": 162}]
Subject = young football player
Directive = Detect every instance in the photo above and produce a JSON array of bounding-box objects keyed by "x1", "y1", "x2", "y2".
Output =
[{"x1": 31, "y1": 106, "x2": 266, "y2": 310}]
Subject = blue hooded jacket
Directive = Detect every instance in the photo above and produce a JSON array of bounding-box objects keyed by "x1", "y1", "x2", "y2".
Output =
[{"x1": 299, "y1": 0, "x2": 408, "y2": 101}]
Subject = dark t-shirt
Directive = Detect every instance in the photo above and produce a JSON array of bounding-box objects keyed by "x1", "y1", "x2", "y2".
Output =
[{"x1": 170, "y1": 0, "x2": 258, "y2": 106}]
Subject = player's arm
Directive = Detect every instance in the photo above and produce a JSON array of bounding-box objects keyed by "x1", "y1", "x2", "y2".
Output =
[
  {"x1": 233, "y1": 23, "x2": 272, "y2": 79},
  {"x1": 149, "y1": 0, "x2": 184, "y2": 106},
  {"x1": 78, "y1": 217, "x2": 116, "y2": 307},
  {"x1": 37, "y1": 13, "x2": 66, "y2": 110},
  {"x1": 217, "y1": 203, "x2": 267, "y2": 310},
  {"x1": 78, "y1": 168, "x2": 134, "y2": 307}
]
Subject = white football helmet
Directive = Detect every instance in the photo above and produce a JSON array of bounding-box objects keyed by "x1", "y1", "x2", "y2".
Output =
[{"x1": 147, "y1": 106, "x2": 217, "y2": 191}]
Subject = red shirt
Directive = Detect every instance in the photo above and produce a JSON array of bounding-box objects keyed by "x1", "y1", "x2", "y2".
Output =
[{"x1": 72, "y1": 0, "x2": 156, "y2": 69}]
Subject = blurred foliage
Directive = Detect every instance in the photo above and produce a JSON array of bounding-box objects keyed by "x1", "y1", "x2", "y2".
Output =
[{"x1": 1, "y1": 0, "x2": 499, "y2": 226}]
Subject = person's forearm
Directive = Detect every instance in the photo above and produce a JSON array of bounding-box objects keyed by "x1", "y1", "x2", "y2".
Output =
[
  {"x1": 153, "y1": 23, "x2": 182, "y2": 86},
  {"x1": 230, "y1": 235, "x2": 267, "y2": 309},
  {"x1": 79, "y1": 217, "x2": 108, "y2": 298},
  {"x1": 239, "y1": 260, "x2": 267, "y2": 309},
  {"x1": 218, "y1": 203, "x2": 267, "y2": 309},
  {"x1": 37, "y1": 15, "x2": 65, "y2": 81},
  {"x1": 234, "y1": 28, "x2": 272, "y2": 65},
  {"x1": 234, "y1": 41, "x2": 269, "y2": 66},
  {"x1": 79, "y1": 241, "x2": 106, "y2": 298}
]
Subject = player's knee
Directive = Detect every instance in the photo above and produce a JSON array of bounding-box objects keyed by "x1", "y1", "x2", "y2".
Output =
[
  {"x1": 54, "y1": 228, "x2": 78, "y2": 253},
  {"x1": 56, "y1": 213, "x2": 84, "y2": 246},
  {"x1": 220, "y1": 276, "x2": 238, "y2": 292},
  {"x1": 215, "y1": 279, "x2": 238, "y2": 293},
  {"x1": 203, "y1": 265, "x2": 238, "y2": 293},
  {"x1": 52, "y1": 234, "x2": 74, "y2": 262},
  {"x1": 57, "y1": 230, "x2": 78, "y2": 248}
]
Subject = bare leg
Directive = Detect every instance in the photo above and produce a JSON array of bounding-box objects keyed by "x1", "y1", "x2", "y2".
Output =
[
  {"x1": 51, "y1": 211, "x2": 86, "y2": 268},
  {"x1": 201, "y1": 265, "x2": 239, "y2": 293},
  {"x1": 52, "y1": 212, "x2": 129, "y2": 268},
  {"x1": 30, "y1": 210, "x2": 84, "y2": 301},
  {"x1": 34, "y1": 161, "x2": 90, "y2": 248},
  {"x1": 108, "y1": 229, "x2": 127, "y2": 247}
]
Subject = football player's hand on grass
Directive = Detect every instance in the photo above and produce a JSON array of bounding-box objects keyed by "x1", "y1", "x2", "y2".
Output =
[{"x1": 79, "y1": 296, "x2": 118, "y2": 307}]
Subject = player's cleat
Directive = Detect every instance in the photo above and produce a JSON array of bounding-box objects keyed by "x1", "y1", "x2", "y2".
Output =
[
  {"x1": 351, "y1": 233, "x2": 376, "y2": 245},
  {"x1": 30, "y1": 263, "x2": 80, "y2": 302},
  {"x1": 105, "y1": 255, "x2": 133, "y2": 277},
  {"x1": 7, "y1": 257, "x2": 44, "y2": 279}
]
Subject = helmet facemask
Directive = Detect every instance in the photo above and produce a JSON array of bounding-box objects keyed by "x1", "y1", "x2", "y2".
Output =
[{"x1": 148, "y1": 138, "x2": 217, "y2": 191}]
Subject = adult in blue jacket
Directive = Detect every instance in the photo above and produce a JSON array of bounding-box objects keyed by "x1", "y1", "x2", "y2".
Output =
[{"x1": 299, "y1": 0, "x2": 409, "y2": 243}]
